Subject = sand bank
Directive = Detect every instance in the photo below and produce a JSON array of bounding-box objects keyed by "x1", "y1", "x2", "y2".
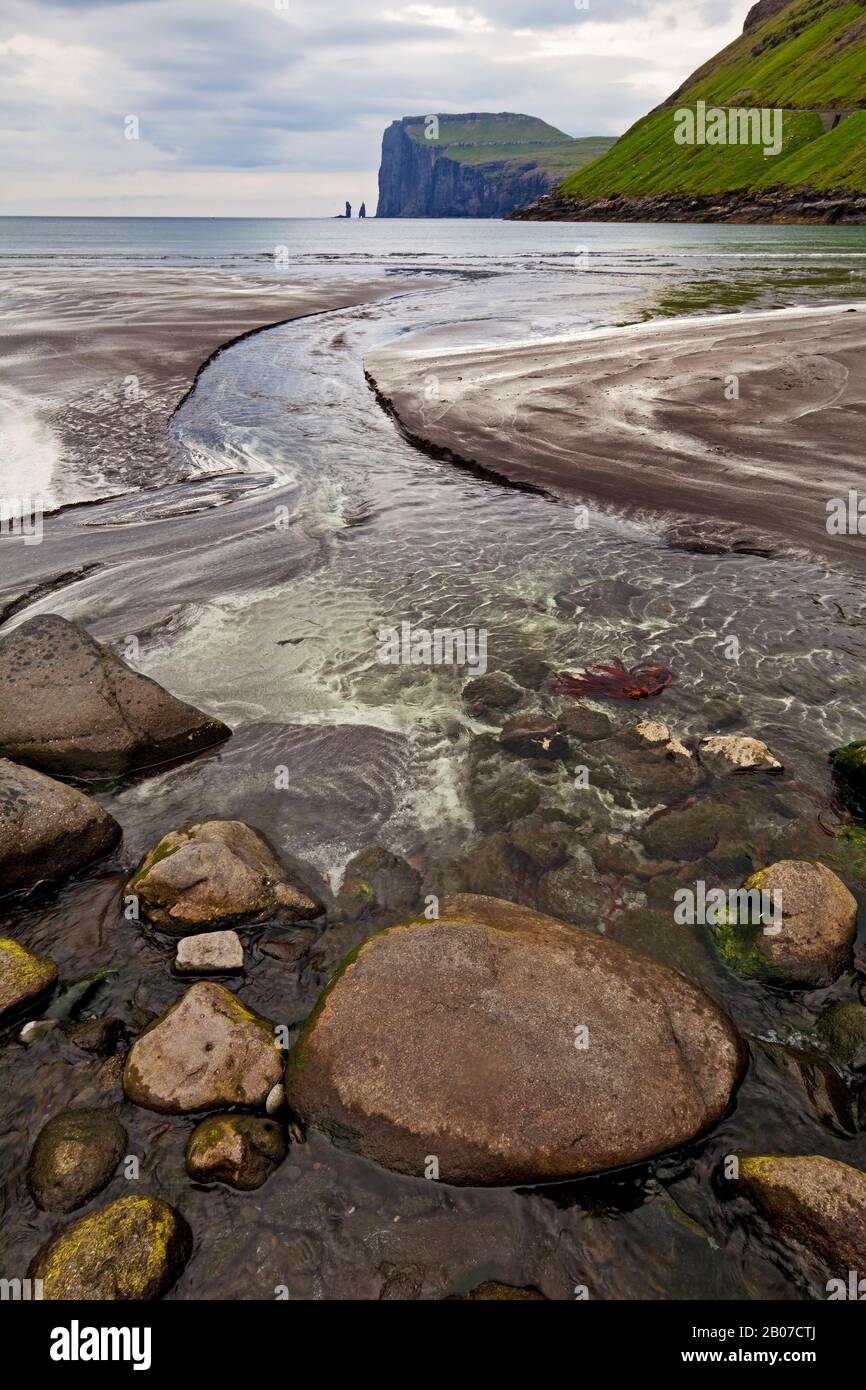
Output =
[
  {"x1": 0, "y1": 269, "x2": 405, "y2": 508},
  {"x1": 365, "y1": 303, "x2": 866, "y2": 571}
]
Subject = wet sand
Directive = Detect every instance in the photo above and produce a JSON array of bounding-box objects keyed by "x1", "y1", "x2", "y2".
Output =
[
  {"x1": 365, "y1": 303, "x2": 866, "y2": 571},
  {"x1": 0, "y1": 268, "x2": 406, "y2": 508}
]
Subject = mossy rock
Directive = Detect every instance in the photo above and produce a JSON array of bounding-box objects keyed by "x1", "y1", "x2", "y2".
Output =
[
  {"x1": 185, "y1": 1114, "x2": 286, "y2": 1190},
  {"x1": 27, "y1": 1108, "x2": 127, "y2": 1213},
  {"x1": 817, "y1": 1003, "x2": 866, "y2": 1072},
  {"x1": 737, "y1": 1154, "x2": 866, "y2": 1280},
  {"x1": 28, "y1": 1194, "x2": 191, "y2": 1299},
  {"x1": 123, "y1": 981, "x2": 283, "y2": 1114},
  {"x1": 335, "y1": 846, "x2": 420, "y2": 922},
  {"x1": 455, "y1": 1281, "x2": 547, "y2": 1300},
  {"x1": 0, "y1": 937, "x2": 57, "y2": 1022}
]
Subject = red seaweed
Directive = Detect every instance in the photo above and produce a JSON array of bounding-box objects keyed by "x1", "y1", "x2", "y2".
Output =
[{"x1": 550, "y1": 658, "x2": 674, "y2": 700}]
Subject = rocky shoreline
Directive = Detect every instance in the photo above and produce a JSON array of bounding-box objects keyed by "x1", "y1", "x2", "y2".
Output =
[
  {"x1": 3, "y1": 612, "x2": 866, "y2": 1297},
  {"x1": 509, "y1": 186, "x2": 866, "y2": 225}
]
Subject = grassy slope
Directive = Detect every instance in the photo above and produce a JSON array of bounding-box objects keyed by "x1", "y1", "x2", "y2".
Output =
[
  {"x1": 403, "y1": 115, "x2": 616, "y2": 177},
  {"x1": 560, "y1": 0, "x2": 866, "y2": 199}
]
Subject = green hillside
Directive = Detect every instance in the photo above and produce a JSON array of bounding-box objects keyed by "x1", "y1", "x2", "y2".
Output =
[
  {"x1": 401, "y1": 114, "x2": 614, "y2": 178},
  {"x1": 553, "y1": 0, "x2": 866, "y2": 208}
]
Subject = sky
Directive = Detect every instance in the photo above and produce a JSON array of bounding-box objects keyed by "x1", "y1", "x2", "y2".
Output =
[{"x1": 0, "y1": 0, "x2": 747, "y2": 216}]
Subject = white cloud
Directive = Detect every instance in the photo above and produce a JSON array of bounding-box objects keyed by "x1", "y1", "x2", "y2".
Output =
[{"x1": 0, "y1": 0, "x2": 748, "y2": 215}]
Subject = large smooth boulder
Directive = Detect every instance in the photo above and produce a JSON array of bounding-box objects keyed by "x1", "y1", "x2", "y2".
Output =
[
  {"x1": 28, "y1": 1195, "x2": 191, "y2": 1299},
  {"x1": 185, "y1": 1114, "x2": 286, "y2": 1190},
  {"x1": 286, "y1": 893, "x2": 746, "y2": 1185},
  {"x1": 0, "y1": 614, "x2": 229, "y2": 779},
  {"x1": 738, "y1": 1155, "x2": 866, "y2": 1280},
  {"x1": 123, "y1": 981, "x2": 283, "y2": 1114},
  {"x1": 128, "y1": 820, "x2": 322, "y2": 930},
  {"x1": 713, "y1": 860, "x2": 857, "y2": 987},
  {"x1": 0, "y1": 758, "x2": 121, "y2": 893},
  {"x1": 27, "y1": 1108, "x2": 127, "y2": 1212},
  {"x1": 0, "y1": 936, "x2": 57, "y2": 1022}
]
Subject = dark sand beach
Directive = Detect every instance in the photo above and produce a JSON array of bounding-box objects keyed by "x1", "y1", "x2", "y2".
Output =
[
  {"x1": 366, "y1": 303, "x2": 866, "y2": 571},
  {"x1": 0, "y1": 268, "x2": 406, "y2": 509}
]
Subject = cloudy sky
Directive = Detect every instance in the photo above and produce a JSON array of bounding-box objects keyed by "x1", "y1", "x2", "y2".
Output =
[{"x1": 1, "y1": 0, "x2": 746, "y2": 216}]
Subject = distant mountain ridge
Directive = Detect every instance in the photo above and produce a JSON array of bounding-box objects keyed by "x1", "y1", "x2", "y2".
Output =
[
  {"x1": 376, "y1": 113, "x2": 615, "y2": 218},
  {"x1": 512, "y1": 0, "x2": 866, "y2": 224}
]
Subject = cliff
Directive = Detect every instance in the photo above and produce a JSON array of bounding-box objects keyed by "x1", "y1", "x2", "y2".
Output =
[
  {"x1": 376, "y1": 113, "x2": 615, "y2": 218},
  {"x1": 511, "y1": 0, "x2": 866, "y2": 224}
]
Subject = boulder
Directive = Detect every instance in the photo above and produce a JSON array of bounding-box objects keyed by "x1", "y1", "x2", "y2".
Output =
[
  {"x1": 175, "y1": 930, "x2": 244, "y2": 975},
  {"x1": 0, "y1": 936, "x2": 57, "y2": 1022},
  {"x1": 123, "y1": 981, "x2": 283, "y2": 1114},
  {"x1": 817, "y1": 1003, "x2": 866, "y2": 1071},
  {"x1": 738, "y1": 1155, "x2": 866, "y2": 1280},
  {"x1": 0, "y1": 758, "x2": 121, "y2": 893},
  {"x1": 698, "y1": 735, "x2": 782, "y2": 777},
  {"x1": 830, "y1": 738, "x2": 866, "y2": 812},
  {"x1": 128, "y1": 820, "x2": 322, "y2": 930},
  {"x1": 286, "y1": 893, "x2": 746, "y2": 1185},
  {"x1": 185, "y1": 1114, "x2": 286, "y2": 1190},
  {"x1": 555, "y1": 704, "x2": 614, "y2": 741},
  {"x1": 713, "y1": 860, "x2": 857, "y2": 987},
  {"x1": 642, "y1": 798, "x2": 739, "y2": 861},
  {"x1": 27, "y1": 1108, "x2": 127, "y2": 1212},
  {"x1": 335, "y1": 846, "x2": 421, "y2": 921},
  {"x1": 582, "y1": 721, "x2": 703, "y2": 807},
  {"x1": 0, "y1": 613, "x2": 230, "y2": 779},
  {"x1": 536, "y1": 862, "x2": 613, "y2": 928},
  {"x1": 28, "y1": 1194, "x2": 191, "y2": 1299},
  {"x1": 461, "y1": 672, "x2": 521, "y2": 720},
  {"x1": 467, "y1": 764, "x2": 541, "y2": 831}
]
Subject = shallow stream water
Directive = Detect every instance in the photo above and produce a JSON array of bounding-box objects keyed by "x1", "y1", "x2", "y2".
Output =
[{"x1": 3, "y1": 219, "x2": 866, "y2": 1298}]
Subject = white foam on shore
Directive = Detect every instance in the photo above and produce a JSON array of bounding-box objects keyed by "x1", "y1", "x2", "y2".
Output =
[
  {"x1": 370, "y1": 299, "x2": 866, "y2": 366},
  {"x1": 0, "y1": 386, "x2": 60, "y2": 509}
]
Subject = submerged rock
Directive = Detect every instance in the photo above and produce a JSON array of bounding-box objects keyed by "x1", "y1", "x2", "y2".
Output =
[
  {"x1": 0, "y1": 614, "x2": 230, "y2": 779},
  {"x1": 642, "y1": 799, "x2": 739, "y2": 861},
  {"x1": 335, "y1": 846, "x2": 420, "y2": 921},
  {"x1": 29, "y1": 1194, "x2": 191, "y2": 1300},
  {"x1": 123, "y1": 981, "x2": 283, "y2": 1114},
  {"x1": 185, "y1": 1114, "x2": 286, "y2": 1190},
  {"x1": 0, "y1": 758, "x2": 121, "y2": 893},
  {"x1": 27, "y1": 1108, "x2": 127, "y2": 1213},
  {"x1": 128, "y1": 820, "x2": 322, "y2": 930},
  {"x1": 698, "y1": 735, "x2": 782, "y2": 777},
  {"x1": 286, "y1": 893, "x2": 746, "y2": 1185},
  {"x1": 583, "y1": 721, "x2": 703, "y2": 807},
  {"x1": 499, "y1": 714, "x2": 568, "y2": 761},
  {"x1": 175, "y1": 929, "x2": 244, "y2": 975},
  {"x1": 712, "y1": 860, "x2": 857, "y2": 987},
  {"x1": 0, "y1": 936, "x2": 57, "y2": 1022},
  {"x1": 738, "y1": 1155, "x2": 866, "y2": 1280},
  {"x1": 461, "y1": 672, "x2": 521, "y2": 720}
]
